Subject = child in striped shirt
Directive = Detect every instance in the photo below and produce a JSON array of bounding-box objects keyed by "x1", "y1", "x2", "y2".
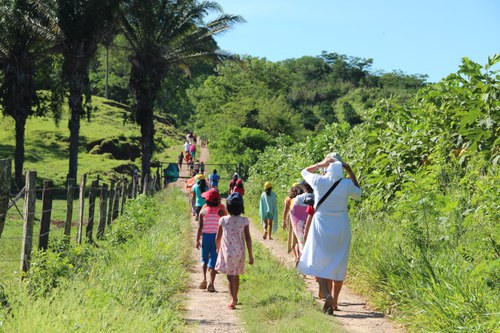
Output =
[{"x1": 196, "y1": 189, "x2": 225, "y2": 292}]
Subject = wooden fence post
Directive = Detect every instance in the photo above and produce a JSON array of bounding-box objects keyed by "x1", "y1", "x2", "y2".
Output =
[
  {"x1": 112, "y1": 181, "x2": 121, "y2": 220},
  {"x1": 20, "y1": 171, "x2": 36, "y2": 276},
  {"x1": 76, "y1": 174, "x2": 87, "y2": 245},
  {"x1": 107, "y1": 180, "x2": 115, "y2": 226},
  {"x1": 143, "y1": 174, "x2": 149, "y2": 195},
  {"x1": 97, "y1": 183, "x2": 108, "y2": 240},
  {"x1": 0, "y1": 159, "x2": 11, "y2": 238},
  {"x1": 38, "y1": 180, "x2": 53, "y2": 251},
  {"x1": 86, "y1": 180, "x2": 98, "y2": 243},
  {"x1": 64, "y1": 178, "x2": 75, "y2": 240},
  {"x1": 132, "y1": 176, "x2": 138, "y2": 198},
  {"x1": 120, "y1": 178, "x2": 128, "y2": 215}
]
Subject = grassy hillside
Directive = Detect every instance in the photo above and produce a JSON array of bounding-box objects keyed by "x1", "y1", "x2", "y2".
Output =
[{"x1": 0, "y1": 96, "x2": 184, "y2": 186}]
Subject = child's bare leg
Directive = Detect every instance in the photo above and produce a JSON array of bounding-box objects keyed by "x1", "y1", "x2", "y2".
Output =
[
  {"x1": 202, "y1": 263, "x2": 208, "y2": 282},
  {"x1": 268, "y1": 220, "x2": 273, "y2": 239},
  {"x1": 234, "y1": 275, "x2": 240, "y2": 304},
  {"x1": 207, "y1": 268, "x2": 216, "y2": 291},
  {"x1": 263, "y1": 220, "x2": 268, "y2": 239},
  {"x1": 227, "y1": 275, "x2": 236, "y2": 307}
]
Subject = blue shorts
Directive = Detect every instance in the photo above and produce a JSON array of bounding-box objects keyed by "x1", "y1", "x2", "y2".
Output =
[{"x1": 201, "y1": 233, "x2": 218, "y2": 268}]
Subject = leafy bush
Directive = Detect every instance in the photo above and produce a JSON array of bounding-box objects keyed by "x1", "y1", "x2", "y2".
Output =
[{"x1": 106, "y1": 194, "x2": 157, "y2": 245}]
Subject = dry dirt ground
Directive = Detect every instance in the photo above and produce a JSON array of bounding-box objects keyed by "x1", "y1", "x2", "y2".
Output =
[{"x1": 180, "y1": 146, "x2": 406, "y2": 333}]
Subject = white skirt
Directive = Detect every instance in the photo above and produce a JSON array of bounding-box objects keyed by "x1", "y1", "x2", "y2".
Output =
[{"x1": 297, "y1": 211, "x2": 351, "y2": 280}]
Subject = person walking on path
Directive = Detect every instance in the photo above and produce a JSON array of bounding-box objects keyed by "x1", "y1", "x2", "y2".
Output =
[
  {"x1": 215, "y1": 192, "x2": 254, "y2": 310},
  {"x1": 191, "y1": 174, "x2": 209, "y2": 220},
  {"x1": 232, "y1": 179, "x2": 245, "y2": 196},
  {"x1": 178, "y1": 151, "x2": 184, "y2": 170},
  {"x1": 228, "y1": 173, "x2": 238, "y2": 195},
  {"x1": 297, "y1": 153, "x2": 361, "y2": 315},
  {"x1": 208, "y1": 169, "x2": 220, "y2": 190},
  {"x1": 281, "y1": 183, "x2": 300, "y2": 264},
  {"x1": 200, "y1": 161, "x2": 205, "y2": 174},
  {"x1": 196, "y1": 189, "x2": 225, "y2": 293},
  {"x1": 289, "y1": 181, "x2": 313, "y2": 259},
  {"x1": 189, "y1": 143, "x2": 197, "y2": 160},
  {"x1": 184, "y1": 140, "x2": 190, "y2": 153},
  {"x1": 259, "y1": 182, "x2": 278, "y2": 240}
]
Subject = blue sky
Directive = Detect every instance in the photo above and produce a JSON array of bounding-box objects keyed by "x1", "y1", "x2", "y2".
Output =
[{"x1": 213, "y1": 0, "x2": 500, "y2": 82}]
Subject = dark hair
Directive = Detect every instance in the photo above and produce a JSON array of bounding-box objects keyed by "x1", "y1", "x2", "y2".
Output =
[
  {"x1": 198, "y1": 179, "x2": 208, "y2": 192},
  {"x1": 227, "y1": 201, "x2": 244, "y2": 215},
  {"x1": 206, "y1": 200, "x2": 219, "y2": 207},
  {"x1": 301, "y1": 181, "x2": 313, "y2": 193},
  {"x1": 213, "y1": 169, "x2": 217, "y2": 174}
]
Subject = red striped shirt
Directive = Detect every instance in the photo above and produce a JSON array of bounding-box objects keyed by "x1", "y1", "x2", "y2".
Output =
[{"x1": 202, "y1": 206, "x2": 220, "y2": 234}]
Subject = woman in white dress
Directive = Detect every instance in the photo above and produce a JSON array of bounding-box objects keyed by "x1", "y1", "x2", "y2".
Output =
[{"x1": 297, "y1": 154, "x2": 361, "y2": 314}]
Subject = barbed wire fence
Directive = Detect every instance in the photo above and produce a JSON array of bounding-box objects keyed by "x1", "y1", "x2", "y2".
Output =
[{"x1": 0, "y1": 158, "x2": 160, "y2": 280}]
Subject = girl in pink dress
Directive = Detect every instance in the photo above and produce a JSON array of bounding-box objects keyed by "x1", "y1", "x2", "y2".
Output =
[{"x1": 215, "y1": 192, "x2": 254, "y2": 309}]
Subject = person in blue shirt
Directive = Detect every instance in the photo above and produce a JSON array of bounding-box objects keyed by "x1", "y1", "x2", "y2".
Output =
[{"x1": 208, "y1": 169, "x2": 220, "y2": 190}]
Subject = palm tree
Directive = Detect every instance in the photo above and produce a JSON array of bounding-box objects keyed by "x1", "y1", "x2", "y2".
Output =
[
  {"x1": 119, "y1": 0, "x2": 243, "y2": 179},
  {"x1": 0, "y1": 0, "x2": 59, "y2": 189},
  {"x1": 55, "y1": 0, "x2": 120, "y2": 181}
]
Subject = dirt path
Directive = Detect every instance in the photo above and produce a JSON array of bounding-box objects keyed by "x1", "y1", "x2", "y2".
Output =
[
  {"x1": 180, "y1": 146, "x2": 405, "y2": 333},
  {"x1": 181, "y1": 147, "x2": 243, "y2": 333},
  {"x1": 250, "y1": 225, "x2": 406, "y2": 333}
]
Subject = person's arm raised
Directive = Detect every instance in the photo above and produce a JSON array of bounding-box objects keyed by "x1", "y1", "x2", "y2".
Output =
[{"x1": 343, "y1": 163, "x2": 360, "y2": 188}]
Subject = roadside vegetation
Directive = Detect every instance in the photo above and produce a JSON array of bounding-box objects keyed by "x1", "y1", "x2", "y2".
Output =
[{"x1": 0, "y1": 188, "x2": 191, "y2": 332}]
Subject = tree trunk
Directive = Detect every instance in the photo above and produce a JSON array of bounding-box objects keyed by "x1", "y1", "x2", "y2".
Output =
[
  {"x1": 14, "y1": 117, "x2": 27, "y2": 190},
  {"x1": 105, "y1": 45, "x2": 109, "y2": 99},
  {"x1": 66, "y1": 61, "x2": 87, "y2": 181},
  {"x1": 140, "y1": 115, "x2": 154, "y2": 181}
]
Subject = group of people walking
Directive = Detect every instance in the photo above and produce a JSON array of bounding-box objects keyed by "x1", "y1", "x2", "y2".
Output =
[
  {"x1": 257, "y1": 152, "x2": 361, "y2": 315},
  {"x1": 188, "y1": 150, "x2": 361, "y2": 315},
  {"x1": 188, "y1": 171, "x2": 252, "y2": 310}
]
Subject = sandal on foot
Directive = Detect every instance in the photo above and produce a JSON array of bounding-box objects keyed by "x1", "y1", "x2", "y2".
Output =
[
  {"x1": 207, "y1": 284, "x2": 216, "y2": 293},
  {"x1": 323, "y1": 295, "x2": 333, "y2": 313},
  {"x1": 199, "y1": 280, "x2": 207, "y2": 289},
  {"x1": 226, "y1": 303, "x2": 236, "y2": 310}
]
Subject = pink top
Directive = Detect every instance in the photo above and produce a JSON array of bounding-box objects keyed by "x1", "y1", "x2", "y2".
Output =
[{"x1": 202, "y1": 206, "x2": 220, "y2": 234}]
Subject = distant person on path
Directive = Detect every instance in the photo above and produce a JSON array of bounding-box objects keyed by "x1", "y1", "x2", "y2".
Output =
[
  {"x1": 259, "y1": 182, "x2": 278, "y2": 240},
  {"x1": 189, "y1": 143, "x2": 197, "y2": 160},
  {"x1": 184, "y1": 140, "x2": 190, "y2": 153},
  {"x1": 281, "y1": 183, "x2": 301, "y2": 265},
  {"x1": 228, "y1": 173, "x2": 239, "y2": 194},
  {"x1": 196, "y1": 189, "x2": 225, "y2": 293},
  {"x1": 178, "y1": 151, "x2": 184, "y2": 170},
  {"x1": 208, "y1": 169, "x2": 220, "y2": 190},
  {"x1": 200, "y1": 161, "x2": 205, "y2": 174},
  {"x1": 297, "y1": 153, "x2": 361, "y2": 314},
  {"x1": 191, "y1": 174, "x2": 209, "y2": 221},
  {"x1": 215, "y1": 192, "x2": 254, "y2": 310},
  {"x1": 184, "y1": 151, "x2": 191, "y2": 164},
  {"x1": 233, "y1": 179, "x2": 245, "y2": 196}
]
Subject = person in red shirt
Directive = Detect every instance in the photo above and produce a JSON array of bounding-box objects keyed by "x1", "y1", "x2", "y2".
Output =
[{"x1": 233, "y1": 179, "x2": 245, "y2": 196}]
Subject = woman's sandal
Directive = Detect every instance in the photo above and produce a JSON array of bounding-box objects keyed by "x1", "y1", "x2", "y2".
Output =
[{"x1": 323, "y1": 295, "x2": 333, "y2": 314}]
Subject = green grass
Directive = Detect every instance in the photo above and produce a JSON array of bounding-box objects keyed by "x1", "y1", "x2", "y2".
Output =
[
  {"x1": 238, "y1": 242, "x2": 348, "y2": 333},
  {"x1": 0, "y1": 95, "x2": 183, "y2": 187},
  {"x1": 0, "y1": 188, "x2": 192, "y2": 332}
]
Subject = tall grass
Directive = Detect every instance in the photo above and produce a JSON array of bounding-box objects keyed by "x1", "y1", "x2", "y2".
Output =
[{"x1": 0, "y1": 188, "x2": 191, "y2": 332}]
